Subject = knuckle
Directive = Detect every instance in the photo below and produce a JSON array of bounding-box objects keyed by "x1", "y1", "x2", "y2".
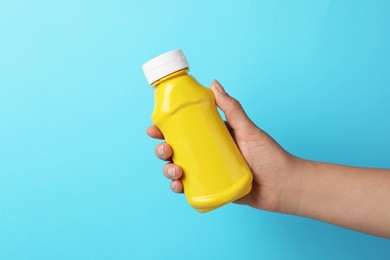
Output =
[
  {"x1": 230, "y1": 97, "x2": 242, "y2": 110},
  {"x1": 225, "y1": 97, "x2": 243, "y2": 117}
]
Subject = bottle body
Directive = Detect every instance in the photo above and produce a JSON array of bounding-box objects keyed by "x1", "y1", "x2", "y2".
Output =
[{"x1": 152, "y1": 69, "x2": 252, "y2": 212}]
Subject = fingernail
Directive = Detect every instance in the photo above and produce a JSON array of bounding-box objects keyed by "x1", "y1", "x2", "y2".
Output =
[
  {"x1": 167, "y1": 167, "x2": 175, "y2": 178},
  {"x1": 171, "y1": 182, "x2": 176, "y2": 192},
  {"x1": 158, "y1": 145, "x2": 164, "y2": 156},
  {"x1": 212, "y1": 80, "x2": 226, "y2": 94}
]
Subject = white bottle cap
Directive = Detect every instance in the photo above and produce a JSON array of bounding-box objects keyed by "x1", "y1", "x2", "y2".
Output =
[{"x1": 142, "y1": 49, "x2": 189, "y2": 85}]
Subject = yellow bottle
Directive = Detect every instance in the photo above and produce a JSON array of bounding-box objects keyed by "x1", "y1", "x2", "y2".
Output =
[{"x1": 143, "y1": 49, "x2": 252, "y2": 212}]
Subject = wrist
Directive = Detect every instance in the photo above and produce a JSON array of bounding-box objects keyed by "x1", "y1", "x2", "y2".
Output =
[{"x1": 277, "y1": 156, "x2": 309, "y2": 215}]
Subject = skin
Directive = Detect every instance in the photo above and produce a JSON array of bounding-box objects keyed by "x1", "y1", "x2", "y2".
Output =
[{"x1": 146, "y1": 80, "x2": 390, "y2": 239}]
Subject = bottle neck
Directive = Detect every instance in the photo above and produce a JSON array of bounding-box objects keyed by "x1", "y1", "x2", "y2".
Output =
[{"x1": 151, "y1": 69, "x2": 189, "y2": 87}]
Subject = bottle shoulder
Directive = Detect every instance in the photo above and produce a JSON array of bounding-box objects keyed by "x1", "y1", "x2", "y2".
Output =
[{"x1": 152, "y1": 76, "x2": 214, "y2": 123}]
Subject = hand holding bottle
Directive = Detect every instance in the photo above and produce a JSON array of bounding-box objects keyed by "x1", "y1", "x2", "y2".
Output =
[{"x1": 147, "y1": 80, "x2": 299, "y2": 213}]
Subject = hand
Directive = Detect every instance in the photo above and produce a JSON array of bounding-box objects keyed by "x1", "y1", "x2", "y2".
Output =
[{"x1": 146, "y1": 80, "x2": 301, "y2": 213}]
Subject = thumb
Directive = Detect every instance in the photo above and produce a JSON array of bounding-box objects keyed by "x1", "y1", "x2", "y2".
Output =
[{"x1": 211, "y1": 80, "x2": 254, "y2": 132}]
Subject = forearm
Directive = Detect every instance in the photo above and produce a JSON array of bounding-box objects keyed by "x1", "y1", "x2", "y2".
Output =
[{"x1": 282, "y1": 158, "x2": 390, "y2": 238}]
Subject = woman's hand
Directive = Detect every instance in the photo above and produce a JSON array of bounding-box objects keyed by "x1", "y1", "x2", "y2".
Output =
[{"x1": 146, "y1": 80, "x2": 301, "y2": 213}]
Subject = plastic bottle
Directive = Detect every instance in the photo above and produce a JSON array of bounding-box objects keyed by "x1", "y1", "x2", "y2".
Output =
[{"x1": 142, "y1": 49, "x2": 252, "y2": 212}]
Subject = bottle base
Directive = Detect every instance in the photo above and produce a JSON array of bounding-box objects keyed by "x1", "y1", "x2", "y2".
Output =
[{"x1": 187, "y1": 172, "x2": 253, "y2": 213}]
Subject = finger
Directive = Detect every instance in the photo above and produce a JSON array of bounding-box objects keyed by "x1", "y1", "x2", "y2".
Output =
[
  {"x1": 146, "y1": 125, "x2": 165, "y2": 140},
  {"x1": 163, "y1": 163, "x2": 183, "y2": 180},
  {"x1": 170, "y1": 179, "x2": 184, "y2": 193},
  {"x1": 154, "y1": 142, "x2": 173, "y2": 161},
  {"x1": 211, "y1": 80, "x2": 254, "y2": 132}
]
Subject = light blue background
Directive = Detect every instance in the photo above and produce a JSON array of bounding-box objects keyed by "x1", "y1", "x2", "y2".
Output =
[{"x1": 1, "y1": 0, "x2": 389, "y2": 259}]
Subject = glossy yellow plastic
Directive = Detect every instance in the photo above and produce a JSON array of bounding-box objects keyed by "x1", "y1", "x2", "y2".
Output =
[{"x1": 151, "y1": 69, "x2": 253, "y2": 212}]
